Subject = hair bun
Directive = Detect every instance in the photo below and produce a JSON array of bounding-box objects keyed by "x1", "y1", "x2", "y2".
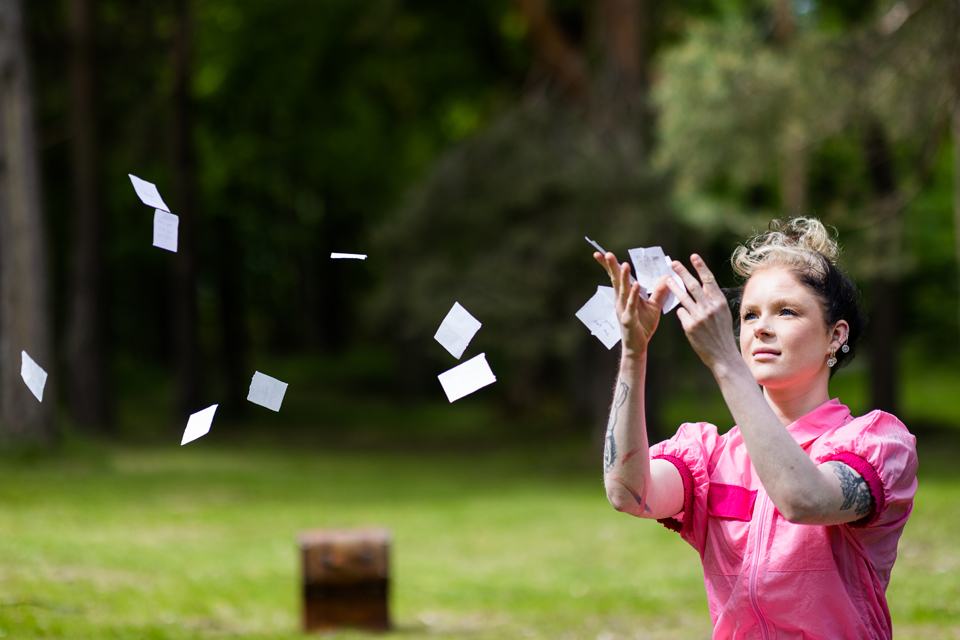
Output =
[{"x1": 732, "y1": 217, "x2": 839, "y2": 278}]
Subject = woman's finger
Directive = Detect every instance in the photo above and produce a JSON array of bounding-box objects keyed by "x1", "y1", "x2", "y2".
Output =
[
  {"x1": 670, "y1": 260, "x2": 709, "y2": 305},
  {"x1": 664, "y1": 272, "x2": 699, "y2": 316},
  {"x1": 690, "y1": 254, "x2": 724, "y2": 300},
  {"x1": 647, "y1": 275, "x2": 671, "y2": 311}
]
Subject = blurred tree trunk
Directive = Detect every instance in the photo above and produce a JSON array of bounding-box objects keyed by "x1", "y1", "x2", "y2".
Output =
[
  {"x1": 863, "y1": 118, "x2": 900, "y2": 415},
  {"x1": 771, "y1": 0, "x2": 806, "y2": 215},
  {"x1": 954, "y1": 97, "x2": 960, "y2": 340},
  {"x1": 0, "y1": 0, "x2": 55, "y2": 446},
  {"x1": 65, "y1": 0, "x2": 110, "y2": 434},
  {"x1": 514, "y1": 0, "x2": 654, "y2": 442},
  {"x1": 172, "y1": 0, "x2": 201, "y2": 418},
  {"x1": 216, "y1": 215, "x2": 246, "y2": 415}
]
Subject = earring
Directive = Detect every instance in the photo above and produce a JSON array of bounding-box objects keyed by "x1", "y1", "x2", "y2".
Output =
[
  {"x1": 841, "y1": 344, "x2": 850, "y2": 353},
  {"x1": 827, "y1": 350, "x2": 836, "y2": 368}
]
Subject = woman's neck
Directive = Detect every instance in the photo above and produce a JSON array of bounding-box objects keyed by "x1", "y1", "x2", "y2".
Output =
[{"x1": 762, "y1": 379, "x2": 831, "y2": 427}]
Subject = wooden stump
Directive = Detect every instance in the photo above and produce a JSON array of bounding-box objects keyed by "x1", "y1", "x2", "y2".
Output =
[{"x1": 299, "y1": 528, "x2": 391, "y2": 633}]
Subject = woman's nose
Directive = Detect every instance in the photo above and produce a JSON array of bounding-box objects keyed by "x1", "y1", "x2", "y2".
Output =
[{"x1": 753, "y1": 317, "x2": 773, "y2": 337}]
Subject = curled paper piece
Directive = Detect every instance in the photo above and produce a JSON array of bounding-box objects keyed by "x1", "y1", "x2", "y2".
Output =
[
  {"x1": 437, "y1": 353, "x2": 497, "y2": 403},
  {"x1": 627, "y1": 246, "x2": 686, "y2": 313},
  {"x1": 153, "y1": 210, "x2": 179, "y2": 252},
  {"x1": 181, "y1": 404, "x2": 218, "y2": 445},
  {"x1": 128, "y1": 174, "x2": 170, "y2": 212},
  {"x1": 246, "y1": 371, "x2": 288, "y2": 412},
  {"x1": 575, "y1": 286, "x2": 621, "y2": 350},
  {"x1": 330, "y1": 253, "x2": 367, "y2": 260},
  {"x1": 434, "y1": 302, "x2": 482, "y2": 359},
  {"x1": 20, "y1": 351, "x2": 48, "y2": 402}
]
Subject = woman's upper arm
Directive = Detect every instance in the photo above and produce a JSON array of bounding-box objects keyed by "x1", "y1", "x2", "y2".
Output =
[
  {"x1": 642, "y1": 458, "x2": 685, "y2": 520},
  {"x1": 788, "y1": 461, "x2": 875, "y2": 526}
]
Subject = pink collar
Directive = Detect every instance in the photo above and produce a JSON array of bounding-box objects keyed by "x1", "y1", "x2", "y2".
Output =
[{"x1": 786, "y1": 398, "x2": 852, "y2": 446}]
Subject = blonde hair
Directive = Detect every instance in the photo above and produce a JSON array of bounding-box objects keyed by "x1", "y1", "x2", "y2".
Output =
[{"x1": 731, "y1": 217, "x2": 839, "y2": 279}]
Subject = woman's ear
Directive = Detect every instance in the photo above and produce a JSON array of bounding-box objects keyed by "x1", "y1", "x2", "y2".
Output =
[{"x1": 830, "y1": 319, "x2": 850, "y2": 350}]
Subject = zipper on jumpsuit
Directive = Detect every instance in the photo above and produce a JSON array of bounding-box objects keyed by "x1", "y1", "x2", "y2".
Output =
[{"x1": 749, "y1": 492, "x2": 771, "y2": 640}]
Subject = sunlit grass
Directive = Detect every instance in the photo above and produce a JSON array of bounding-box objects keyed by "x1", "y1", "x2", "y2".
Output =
[{"x1": 1, "y1": 435, "x2": 958, "y2": 640}]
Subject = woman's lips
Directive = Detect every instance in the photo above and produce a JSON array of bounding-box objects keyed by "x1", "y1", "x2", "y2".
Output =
[{"x1": 752, "y1": 348, "x2": 780, "y2": 359}]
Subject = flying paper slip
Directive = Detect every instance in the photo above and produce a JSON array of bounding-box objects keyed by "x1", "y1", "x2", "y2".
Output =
[
  {"x1": 153, "y1": 210, "x2": 179, "y2": 252},
  {"x1": 20, "y1": 351, "x2": 48, "y2": 402},
  {"x1": 128, "y1": 174, "x2": 170, "y2": 212},
  {"x1": 575, "y1": 286, "x2": 621, "y2": 349},
  {"x1": 437, "y1": 353, "x2": 496, "y2": 403},
  {"x1": 181, "y1": 404, "x2": 218, "y2": 445},
  {"x1": 628, "y1": 246, "x2": 686, "y2": 313},
  {"x1": 247, "y1": 371, "x2": 288, "y2": 412},
  {"x1": 434, "y1": 302, "x2": 482, "y2": 359},
  {"x1": 330, "y1": 253, "x2": 367, "y2": 260}
]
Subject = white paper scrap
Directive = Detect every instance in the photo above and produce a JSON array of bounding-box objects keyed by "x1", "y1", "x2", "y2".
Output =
[
  {"x1": 128, "y1": 174, "x2": 170, "y2": 212},
  {"x1": 437, "y1": 353, "x2": 496, "y2": 403},
  {"x1": 330, "y1": 253, "x2": 367, "y2": 260},
  {"x1": 585, "y1": 236, "x2": 606, "y2": 254},
  {"x1": 153, "y1": 210, "x2": 179, "y2": 252},
  {"x1": 247, "y1": 371, "x2": 288, "y2": 412},
  {"x1": 628, "y1": 246, "x2": 686, "y2": 313},
  {"x1": 20, "y1": 351, "x2": 48, "y2": 402},
  {"x1": 181, "y1": 404, "x2": 218, "y2": 445},
  {"x1": 575, "y1": 290, "x2": 621, "y2": 349},
  {"x1": 434, "y1": 302, "x2": 482, "y2": 359}
]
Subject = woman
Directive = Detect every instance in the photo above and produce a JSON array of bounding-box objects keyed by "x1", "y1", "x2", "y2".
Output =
[{"x1": 594, "y1": 218, "x2": 917, "y2": 640}]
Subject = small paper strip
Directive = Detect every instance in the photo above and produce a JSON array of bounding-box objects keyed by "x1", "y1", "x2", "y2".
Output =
[
  {"x1": 434, "y1": 302, "x2": 482, "y2": 359},
  {"x1": 246, "y1": 371, "x2": 288, "y2": 412},
  {"x1": 181, "y1": 404, "x2": 218, "y2": 445},
  {"x1": 437, "y1": 353, "x2": 496, "y2": 403},
  {"x1": 330, "y1": 253, "x2": 367, "y2": 260},
  {"x1": 128, "y1": 174, "x2": 170, "y2": 212},
  {"x1": 20, "y1": 351, "x2": 48, "y2": 402},
  {"x1": 153, "y1": 210, "x2": 179, "y2": 252}
]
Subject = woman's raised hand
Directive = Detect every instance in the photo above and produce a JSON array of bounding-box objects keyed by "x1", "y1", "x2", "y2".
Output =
[
  {"x1": 665, "y1": 254, "x2": 740, "y2": 369},
  {"x1": 593, "y1": 252, "x2": 670, "y2": 356}
]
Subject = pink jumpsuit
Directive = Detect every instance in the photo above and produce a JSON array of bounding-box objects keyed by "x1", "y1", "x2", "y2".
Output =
[{"x1": 649, "y1": 399, "x2": 918, "y2": 640}]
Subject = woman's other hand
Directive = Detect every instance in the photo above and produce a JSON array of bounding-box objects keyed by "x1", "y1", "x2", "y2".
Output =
[
  {"x1": 593, "y1": 252, "x2": 670, "y2": 357},
  {"x1": 666, "y1": 254, "x2": 741, "y2": 370}
]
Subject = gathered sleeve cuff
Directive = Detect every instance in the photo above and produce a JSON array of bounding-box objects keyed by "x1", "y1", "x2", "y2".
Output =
[
  {"x1": 649, "y1": 422, "x2": 718, "y2": 550},
  {"x1": 818, "y1": 411, "x2": 918, "y2": 531}
]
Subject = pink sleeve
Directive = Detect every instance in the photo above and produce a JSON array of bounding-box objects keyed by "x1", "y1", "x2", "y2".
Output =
[
  {"x1": 819, "y1": 411, "x2": 918, "y2": 529},
  {"x1": 650, "y1": 422, "x2": 718, "y2": 549}
]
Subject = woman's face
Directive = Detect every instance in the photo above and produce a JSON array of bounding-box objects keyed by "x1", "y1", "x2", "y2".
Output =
[{"x1": 739, "y1": 265, "x2": 846, "y2": 390}]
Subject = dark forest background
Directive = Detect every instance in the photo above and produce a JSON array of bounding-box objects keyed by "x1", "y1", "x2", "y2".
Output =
[{"x1": 1, "y1": 0, "x2": 958, "y2": 449}]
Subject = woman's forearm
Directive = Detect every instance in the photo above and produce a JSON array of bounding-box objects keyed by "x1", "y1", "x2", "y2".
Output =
[
  {"x1": 603, "y1": 351, "x2": 651, "y2": 516},
  {"x1": 711, "y1": 360, "x2": 833, "y2": 520}
]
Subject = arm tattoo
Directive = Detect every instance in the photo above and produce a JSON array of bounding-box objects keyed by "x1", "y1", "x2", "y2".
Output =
[
  {"x1": 827, "y1": 462, "x2": 875, "y2": 518},
  {"x1": 603, "y1": 380, "x2": 629, "y2": 473}
]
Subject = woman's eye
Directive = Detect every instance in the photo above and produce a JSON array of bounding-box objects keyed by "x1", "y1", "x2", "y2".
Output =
[
  {"x1": 742, "y1": 312, "x2": 757, "y2": 321},
  {"x1": 780, "y1": 308, "x2": 796, "y2": 316}
]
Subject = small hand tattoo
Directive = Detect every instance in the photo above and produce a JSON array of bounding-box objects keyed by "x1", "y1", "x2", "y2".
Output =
[
  {"x1": 828, "y1": 461, "x2": 874, "y2": 518},
  {"x1": 603, "y1": 380, "x2": 628, "y2": 473}
]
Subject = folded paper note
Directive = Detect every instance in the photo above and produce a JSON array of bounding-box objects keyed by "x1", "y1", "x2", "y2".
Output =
[
  {"x1": 128, "y1": 174, "x2": 170, "y2": 212},
  {"x1": 20, "y1": 351, "x2": 48, "y2": 402},
  {"x1": 181, "y1": 404, "x2": 218, "y2": 445},
  {"x1": 437, "y1": 353, "x2": 496, "y2": 403},
  {"x1": 247, "y1": 371, "x2": 288, "y2": 412},
  {"x1": 628, "y1": 246, "x2": 686, "y2": 313},
  {"x1": 330, "y1": 253, "x2": 367, "y2": 259},
  {"x1": 153, "y1": 210, "x2": 179, "y2": 252},
  {"x1": 434, "y1": 302, "x2": 482, "y2": 359},
  {"x1": 575, "y1": 287, "x2": 621, "y2": 349}
]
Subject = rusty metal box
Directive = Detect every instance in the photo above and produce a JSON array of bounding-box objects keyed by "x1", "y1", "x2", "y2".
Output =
[{"x1": 298, "y1": 528, "x2": 391, "y2": 632}]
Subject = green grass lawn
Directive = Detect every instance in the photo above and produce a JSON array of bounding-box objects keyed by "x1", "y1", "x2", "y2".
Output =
[{"x1": 1, "y1": 433, "x2": 958, "y2": 639}]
